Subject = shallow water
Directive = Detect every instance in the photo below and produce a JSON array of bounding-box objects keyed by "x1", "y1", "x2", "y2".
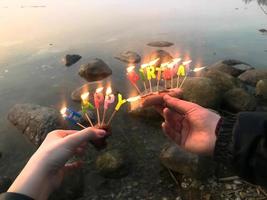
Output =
[{"x1": 0, "y1": 0, "x2": 267, "y2": 196}]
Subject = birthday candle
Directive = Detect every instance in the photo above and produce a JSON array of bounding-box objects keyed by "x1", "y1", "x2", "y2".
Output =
[
  {"x1": 81, "y1": 92, "x2": 95, "y2": 127},
  {"x1": 94, "y1": 87, "x2": 104, "y2": 126},
  {"x1": 168, "y1": 58, "x2": 181, "y2": 89},
  {"x1": 60, "y1": 107, "x2": 86, "y2": 129},
  {"x1": 179, "y1": 66, "x2": 207, "y2": 88},
  {"x1": 178, "y1": 60, "x2": 192, "y2": 88},
  {"x1": 107, "y1": 93, "x2": 127, "y2": 125},
  {"x1": 161, "y1": 62, "x2": 171, "y2": 89},
  {"x1": 127, "y1": 66, "x2": 141, "y2": 94},
  {"x1": 155, "y1": 67, "x2": 162, "y2": 91},
  {"x1": 101, "y1": 87, "x2": 115, "y2": 125}
]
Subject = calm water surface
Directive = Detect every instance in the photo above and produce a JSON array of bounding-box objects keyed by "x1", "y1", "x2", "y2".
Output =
[{"x1": 0, "y1": 0, "x2": 267, "y2": 177}]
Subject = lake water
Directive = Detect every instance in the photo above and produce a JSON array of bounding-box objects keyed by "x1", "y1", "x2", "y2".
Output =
[{"x1": 0, "y1": 0, "x2": 267, "y2": 198}]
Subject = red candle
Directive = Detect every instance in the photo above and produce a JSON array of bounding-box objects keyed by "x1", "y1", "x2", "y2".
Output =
[
  {"x1": 127, "y1": 66, "x2": 141, "y2": 94},
  {"x1": 94, "y1": 87, "x2": 104, "y2": 109}
]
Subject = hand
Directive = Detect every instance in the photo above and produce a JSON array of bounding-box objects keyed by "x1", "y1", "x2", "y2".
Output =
[
  {"x1": 162, "y1": 95, "x2": 221, "y2": 156},
  {"x1": 8, "y1": 128, "x2": 107, "y2": 200},
  {"x1": 141, "y1": 89, "x2": 183, "y2": 115}
]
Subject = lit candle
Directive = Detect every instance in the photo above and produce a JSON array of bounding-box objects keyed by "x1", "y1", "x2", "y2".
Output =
[
  {"x1": 107, "y1": 93, "x2": 127, "y2": 125},
  {"x1": 81, "y1": 92, "x2": 95, "y2": 127},
  {"x1": 178, "y1": 60, "x2": 192, "y2": 88},
  {"x1": 101, "y1": 87, "x2": 115, "y2": 125},
  {"x1": 146, "y1": 58, "x2": 159, "y2": 93},
  {"x1": 161, "y1": 62, "x2": 171, "y2": 89},
  {"x1": 168, "y1": 58, "x2": 181, "y2": 89},
  {"x1": 94, "y1": 87, "x2": 104, "y2": 126},
  {"x1": 127, "y1": 66, "x2": 141, "y2": 94},
  {"x1": 179, "y1": 66, "x2": 206, "y2": 89},
  {"x1": 60, "y1": 107, "x2": 86, "y2": 129},
  {"x1": 155, "y1": 66, "x2": 162, "y2": 92}
]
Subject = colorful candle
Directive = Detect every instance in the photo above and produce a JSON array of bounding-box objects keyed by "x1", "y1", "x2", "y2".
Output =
[
  {"x1": 60, "y1": 107, "x2": 86, "y2": 129},
  {"x1": 168, "y1": 58, "x2": 181, "y2": 89},
  {"x1": 94, "y1": 87, "x2": 104, "y2": 126},
  {"x1": 107, "y1": 93, "x2": 127, "y2": 125},
  {"x1": 161, "y1": 62, "x2": 171, "y2": 89},
  {"x1": 102, "y1": 87, "x2": 115, "y2": 125},
  {"x1": 127, "y1": 66, "x2": 141, "y2": 94},
  {"x1": 81, "y1": 92, "x2": 95, "y2": 127},
  {"x1": 178, "y1": 60, "x2": 192, "y2": 88}
]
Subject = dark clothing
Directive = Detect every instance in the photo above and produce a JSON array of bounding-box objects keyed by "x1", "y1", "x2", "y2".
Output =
[
  {"x1": 215, "y1": 112, "x2": 267, "y2": 187},
  {"x1": 0, "y1": 193, "x2": 33, "y2": 200}
]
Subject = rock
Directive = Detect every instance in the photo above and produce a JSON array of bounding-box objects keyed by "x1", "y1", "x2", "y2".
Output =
[
  {"x1": 62, "y1": 54, "x2": 82, "y2": 67},
  {"x1": 160, "y1": 143, "x2": 215, "y2": 179},
  {"x1": 203, "y1": 69, "x2": 238, "y2": 93},
  {"x1": 0, "y1": 176, "x2": 12, "y2": 193},
  {"x1": 222, "y1": 88, "x2": 257, "y2": 112},
  {"x1": 209, "y1": 60, "x2": 253, "y2": 77},
  {"x1": 115, "y1": 51, "x2": 141, "y2": 64},
  {"x1": 256, "y1": 79, "x2": 267, "y2": 99},
  {"x1": 95, "y1": 150, "x2": 130, "y2": 178},
  {"x1": 148, "y1": 50, "x2": 173, "y2": 67},
  {"x1": 51, "y1": 168, "x2": 84, "y2": 200},
  {"x1": 78, "y1": 58, "x2": 112, "y2": 82},
  {"x1": 181, "y1": 77, "x2": 222, "y2": 109},
  {"x1": 7, "y1": 104, "x2": 63, "y2": 146},
  {"x1": 71, "y1": 83, "x2": 99, "y2": 102},
  {"x1": 147, "y1": 41, "x2": 174, "y2": 47},
  {"x1": 259, "y1": 29, "x2": 267, "y2": 33},
  {"x1": 238, "y1": 69, "x2": 267, "y2": 86}
]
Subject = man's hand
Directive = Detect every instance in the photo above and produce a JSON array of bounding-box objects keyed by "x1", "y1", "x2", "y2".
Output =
[
  {"x1": 8, "y1": 128, "x2": 107, "y2": 200},
  {"x1": 162, "y1": 95, "x2": 221, "y2": 156}
]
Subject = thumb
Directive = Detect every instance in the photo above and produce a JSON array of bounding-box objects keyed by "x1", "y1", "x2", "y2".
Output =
[
  {"x1": 63, "y1": 127, "x2": 106, "y2": 149},
  {"x1": 163, "y1": 95, "x2": 197, "y2": 114}
]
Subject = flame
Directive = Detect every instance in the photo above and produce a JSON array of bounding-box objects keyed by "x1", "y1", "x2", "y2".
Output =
[
  {"x1": 106, "y1": 87, "x2": 112, "y2": 95},
  {"x1": 141, "y1": 63, "x2": 149, "y2": 69},
  {"x1": 172, "y1": 57, "x2": 182, "y2": 64},
  {"x1": 127, "y1": 66, "x2": 135, "y2": 73},
  {"x1": 149, "y1": 58, "x2": 160, "y2": 66},
  {"x1": 192, "y1": 66, "x2": 207, "y2": 72},
  {"x1": 160, "y1": 62, "x2": 169, "y2": 68},
  {"x1": 127, "y1": 95, "x2": 141, "y2": 102},
  {"x1": 60, "y1": 107, "x2": 67, "y2": 117},
  {"x1": 81, "y1": 92, "x2": 89, "y2": 100},
  {"x1": 182, "y1": 60, "x2": 192, "y2": 65},
  {"x1": 96, "y1": 87, "x2": 104, "y2": 93}
]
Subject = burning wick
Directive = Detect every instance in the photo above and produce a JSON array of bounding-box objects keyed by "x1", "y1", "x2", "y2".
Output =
[
  {"x1": 101, "y1": 87, "x2": 115, "y2": 126},
  {"x1": 127, "y1": 66, "x2": 142, "y2": 94},
  {"x1": 81, "y1": 92, "x2": 94, "y2": 127},
  {"x1": 94, "y1": 87, "x2": 104, "y2": 126},
  {"x1": 179, "y1": 66, "x2": 207, "y2": 89},
  {"x1": 60, "y1": 107, "x2": 86, "y2": 129}
]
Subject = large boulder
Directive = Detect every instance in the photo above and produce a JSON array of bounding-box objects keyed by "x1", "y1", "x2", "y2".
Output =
[
  {"x1": 209, "y1": 59, "x2": 253, "y2": 77},
  {"x1": 148, "y1": 50, "x2": 173, "y2": 67},
  {"x1": 147, "y1": 41, "x2": 174, "y2": 47},
  {"x1": 95, "y1": 150, "x2": 130, "y2": 179},
  {"x1": 114, "y1": 51, "x2": 141, "y2": 64},
  {"x1": 222, "y1": 88, "x2": 257, "y2": 112},
  {"x1": 160, "y1": 143, "x2": 215, "y2": 179},
  {"x1": 7, "y1": 104, "x2": 63, "y2": 146},
  {"x1": 78, "y1": 58, "x2": 112, "y2": 82},
  {"x1": 256, "y1": 79, "x2": 267, "y2": 99},
  {"x1": 238, "y1": 69, "x2": 267, "y2": 86},
  {"x1": 62, "y1": 54, "x2": 82, "y2": 67},
  {"x1": 181, "y1": 77, "x2": 222, "y2": 109}
]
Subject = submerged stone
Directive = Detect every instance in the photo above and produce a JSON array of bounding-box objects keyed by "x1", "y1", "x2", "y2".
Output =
[
  {"x1": 147, "y1": 41, "x2": 174, "y2": 47},
  {"x1": 115, "y1": 51, "x2": 141, "y2": 64},
  {"x1": 148, "y1": 50, "x2": 173, "y2": 67},
  {"x1": 238, "y1": 69, "x2": 267, "y2": 86},
  {"x1": 256, "y1": 79, "x2": 267, "y2": 99},
  {"x1": 78, "y1": 58, "x2": 112, "y2": 82},
  {"x1": 62, "y1": 54, "x2": 82, "y2": 67}
]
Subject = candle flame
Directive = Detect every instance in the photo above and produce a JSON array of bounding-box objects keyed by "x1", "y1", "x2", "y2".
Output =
[
  {"x1": 106, "y1": 87, "x2": 112, "y2": 95},
  {"x1": 127, "y1": 66, "x2": 135, "y2": 73},
  {"x1": 182, "y1": 60, "x2": 192, "y2": 65},
  {"x1": 127, "y1": 96, "x2": 141, "y2": 102},
  {"x1": 192, "y1": 66, "x2": 207, "y2": 72},
  {"x1": 81, "y1": 92, "x2": 89, "y2": 100},
  {"x1": 160, "y1": 62, "x2": 169, "y2": 68},
  {"x1": 60, "y1": 107, "x2": 67, "y2": 116},
  {"x1": 172, "y1": 57, "x2": 182, "y2": 64},
  {"x1": 149, "y1": 58, "x2": 160, "y2": 66},
  {"x1": 96, "y1": 87, "x2": 104, "y2": 93},
  {"x1": 141, "y1": 63, "x2": 149, "y2": 69}
]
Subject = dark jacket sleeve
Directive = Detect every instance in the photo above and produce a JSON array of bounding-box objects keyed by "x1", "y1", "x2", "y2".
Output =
[
  {"x1": 0, "y1": 193, "x2": 34, "y2": 200},
  {"x1": 214, "y1": 112, "x2": 267, "y2": 187}
]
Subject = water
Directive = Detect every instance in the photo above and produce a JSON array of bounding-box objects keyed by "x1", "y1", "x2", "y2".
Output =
[{"x1": 0, "y1": 0, "x2": 266, "y2": 197}]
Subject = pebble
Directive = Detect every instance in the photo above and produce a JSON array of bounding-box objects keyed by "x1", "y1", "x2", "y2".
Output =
[
  {"x1": 181, "y1": 182, "x2": 188, "y2": 189},
  {"x1": 225, "y1": 184, "x2": 232, "y2": 190},
  {"x1": 233, "y1": 180, "x2": 242, "y2": 185}
]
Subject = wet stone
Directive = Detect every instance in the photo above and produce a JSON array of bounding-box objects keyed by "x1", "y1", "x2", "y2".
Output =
[
  {"x1": 62, "y1": 54, "x2": 82, "y2": 67},
  {"x1": 147, "y1": 41, "x2": 174, "y2": 47},
  {"x1": 115, "y1": 51, "x2": 141, "y2": 64}
]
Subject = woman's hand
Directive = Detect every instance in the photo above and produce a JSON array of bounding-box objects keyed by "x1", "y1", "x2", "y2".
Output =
[
  {"x1": 8, "y1": 128, "x2": 107, "y2": 200},
  {"x1": 162, "y1": 95, "x2": 221, "y2": 156}
]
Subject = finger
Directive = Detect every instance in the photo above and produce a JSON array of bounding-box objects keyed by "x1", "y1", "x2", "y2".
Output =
[
  {"x1": 154, "y1": 105, "x2": 164, "y2": 116},
  {"x1": 141, "y1": 89, "x2": 183, "y2": 108},
  {"x1": 163, "y1": 95, "x2": 198, "y2": 114},
  {"x1": 162, "y1": 122, "x2": 181, "y2": 145},
  {"x1": 56, "y1": 130, "x2": 78, "y2": 138},
  {"x1": 163, "y1": 108, "x2": 184, "y2": 128},
  {"x1": 63, "y1": 127, "x2": 107, "y2": 149}
]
